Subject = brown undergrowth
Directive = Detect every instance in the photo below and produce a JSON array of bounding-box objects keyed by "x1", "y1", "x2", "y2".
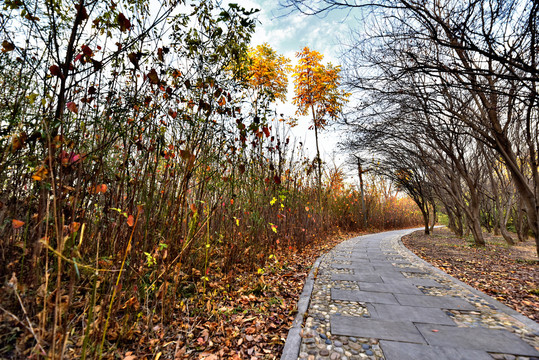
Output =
[
  {"x1": 402, "y1": 228, "x2": 539, "y2": 322},
  {"x1": 0, "y1": 228, "x2": 362, "y2": 359}
]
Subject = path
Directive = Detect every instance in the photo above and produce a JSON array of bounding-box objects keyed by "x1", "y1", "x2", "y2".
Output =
[{"x1": 281, "y1": 228, "x2": 539, "y2": 360}]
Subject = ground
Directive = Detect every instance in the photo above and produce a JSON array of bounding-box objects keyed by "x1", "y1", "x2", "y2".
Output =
[{"x1": 402, "y1": 227, "x2": 539, "y2": 322}]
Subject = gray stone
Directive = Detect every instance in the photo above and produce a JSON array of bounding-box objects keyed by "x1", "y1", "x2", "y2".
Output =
[
  {"x1": 379, "y1": 340, "x2": 494, "y2": 360},
  {"x1": 330, "y1": 315, "x2": 425, "y2": 343},
  {"x1": 331, "y1": 263, "x2": 375, "y2": 271},
  {"x1": 320, "y1": 349, "x2": 330, "y2": 356},
  {"x1": 369, "y1": 303, "x2": 456, "y2": 325},
  {"x1": 373, "y1": 265, "x2": 427, "y2": 273},
  {"x1": 403, "y1": 278, "x2": 447, "y2": 288},
  {"x1": 331, "y1": 289, "x2": 398, "y2": 304},
  {"x1": 358, "y1": 282, "x2": 423, "y2": 295},
  {"x1": 332, "y1": 273, "x2": 383, "y2": 283},
  {"x1": 394, "y1": 294, "x2": 477, "y2": 310},
  {"x1": 416, "y1": 324, "x2": 539, "y2": 356}
]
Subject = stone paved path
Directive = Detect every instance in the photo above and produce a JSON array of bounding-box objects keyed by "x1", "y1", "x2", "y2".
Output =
[{"x1": 281, "y1": 228, "x2": 539, "y2": 360}]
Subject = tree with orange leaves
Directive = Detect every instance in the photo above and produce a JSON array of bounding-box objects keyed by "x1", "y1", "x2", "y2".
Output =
[
  {"x1": 292, "y1": 47, "x2": 348, "y2": 195},
  {"x1": 246, "y1": 43, "x2": 290, "y2": 114}
]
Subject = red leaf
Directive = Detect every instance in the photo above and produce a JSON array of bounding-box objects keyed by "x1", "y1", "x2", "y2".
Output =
[
  {"x1": 127, "y1": 215, "x2": 134, "y2": 227},
  {"x1": 12, "y1": 219, "x2": 25, "y2": 229},
  {"x1": 49, "y1": 65, "x2": 63, "y2": 78},
  {"x1": 66, "y1": 102, "x2": 78, "y2": 114},
  {"x1": 81, "y1": 44, "x2": 93, "y2": 57},
  {"x1": 273, "y1": 175, "x2": 281, "y2": 184},
  {"x1": 262, "y1": 126, "x2": 270, "y2": 137},
  {"x1": 117, "y1": 13, "x2": 131, "y2": 32}
]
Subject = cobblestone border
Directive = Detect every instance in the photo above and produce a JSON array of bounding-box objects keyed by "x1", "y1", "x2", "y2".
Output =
[{"x1": 281, "y1": 254, "x2": 326, "y2": 359}]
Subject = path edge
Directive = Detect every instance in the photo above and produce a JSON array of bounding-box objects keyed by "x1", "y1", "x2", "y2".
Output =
[
  {"x1": 395, "y1": 231, "x2": 539, "y2": 333},
  {"x1": 280, "y1": 254, "x2": 324, "y2": 359}
]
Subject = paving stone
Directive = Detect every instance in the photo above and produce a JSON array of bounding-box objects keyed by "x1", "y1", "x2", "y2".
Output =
[
  {"x1": 416, "y1": 324, "x2": 539, "y2": 356},
  {"x1": 331, "y1": 289, "x2": 398, "y2": 304},
  {"x1": 379, "y1": 340, "x2": 494, "y2": 360},
  {"x1": 358, "y1": 282, "x2": 423, "y2": 295},
  {"x1": 396, "y1": 278, "x2": 447, "y2": 288},
  {"x1": 369, "y1": 303, "x2": 456, "y2": 325},
  {"x1": 380, "y1": 266, "x2": 427, "y2": 274},
  {"x1": 330, "y1": 315, "x2": 425, "y2": 343},
  {"x1": 369, "y1": 260, "x2": 412, "y2": 266},
  {"x1": 332, "y1": 273, "x2": 383, "y2": 283},
  {"x1": 395, "y1": 294, "x2": 477, "y2": 310},
  {"x1": 373, "y1": 271, "x2": 406, "y2": 279},
  {"x1": 331, "y1": 263, "x2": 376, "y2": 271}
]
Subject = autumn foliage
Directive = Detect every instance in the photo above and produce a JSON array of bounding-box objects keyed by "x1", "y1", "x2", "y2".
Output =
[{"x1": 0, "y1": 1, "x2": 422, "y2": 358}]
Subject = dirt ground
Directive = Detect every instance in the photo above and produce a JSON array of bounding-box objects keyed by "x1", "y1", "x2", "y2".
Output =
[{"x1": 402, "y1": 227, "x2": 539, "y2": 322}]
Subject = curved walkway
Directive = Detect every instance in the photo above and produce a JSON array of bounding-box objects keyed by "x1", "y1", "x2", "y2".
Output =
[{"x1": 281, "y1": 228, "x2": 539, "y2": 360}]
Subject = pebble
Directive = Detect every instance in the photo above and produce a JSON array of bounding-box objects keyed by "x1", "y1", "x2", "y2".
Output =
[{"x1": 320, "y1": 349, "x2": 330, "y2": 356}]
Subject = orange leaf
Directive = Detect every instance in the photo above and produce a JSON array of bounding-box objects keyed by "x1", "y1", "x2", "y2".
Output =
[
  {"x1": 127, "y1": 215, "x2": 135, "y2": 227},
  {"x1": 70, "y1": 222, "x2": 81, "y2": 233},
  {"x1": 32, "y1": 166, "x2": 48, "y2": 181},
  {"x1": 12, "y1": 219, "x2": 25, "y2": 229},
  {"x1": 96, "y1": 184, "x2": 107, "y2": 193}
]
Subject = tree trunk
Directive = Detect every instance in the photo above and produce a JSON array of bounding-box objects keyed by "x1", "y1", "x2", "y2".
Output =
[
  {"x1": 429, "y1": 201, "x2": 436, "y2": 232},
  {"x1": 357, "y1": 157, "x2": 367, "y2": 228},
  {"x1": 422, "y1": 205, "x2": 430, "y2": 235},
  {"x1": 445, "y1": 204, "x2": 457, "y2": 233},
  {"x1": 468, "y1": 195, "x2": 486, "y2": 246},
  {"x1": 515, "y1": 200, "x2": 525, "y2": 242},
  {"x1": 499, "y1": 196, "x2": 516, "y2": 245}
]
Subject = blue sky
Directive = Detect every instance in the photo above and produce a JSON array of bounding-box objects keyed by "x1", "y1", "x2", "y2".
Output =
[{"x1": 227, "y1": 0, "x2": 359, "y2": 172}]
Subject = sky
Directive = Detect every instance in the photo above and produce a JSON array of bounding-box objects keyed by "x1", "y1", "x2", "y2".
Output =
[{"x1": 224, "y1": 0, "x2": 361, "y2": 175}]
